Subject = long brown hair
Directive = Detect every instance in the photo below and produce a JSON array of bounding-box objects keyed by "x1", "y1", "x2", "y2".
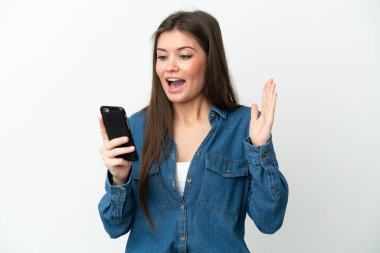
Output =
[{"x1": 140, "y1": 10, "x2": 240, "y2": 227}]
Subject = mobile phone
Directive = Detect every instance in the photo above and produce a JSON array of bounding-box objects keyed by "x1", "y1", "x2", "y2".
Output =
[{"x1": 100, "y1": 106, "x2": 139, "y2": 162}]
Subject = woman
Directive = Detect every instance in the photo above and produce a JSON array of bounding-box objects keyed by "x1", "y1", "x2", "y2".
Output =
[{"x1": 98, "y1": 10, "x2": 288, "y2": 253}]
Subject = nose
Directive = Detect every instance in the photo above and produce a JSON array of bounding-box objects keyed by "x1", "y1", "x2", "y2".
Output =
[{"x1": 165, "y1": 57, "x2": 179, "y2": 72}]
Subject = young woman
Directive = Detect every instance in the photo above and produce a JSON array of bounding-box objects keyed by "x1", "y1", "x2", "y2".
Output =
[{"x1": 98, "y1": 10, "x2": 288, "y2": 253}]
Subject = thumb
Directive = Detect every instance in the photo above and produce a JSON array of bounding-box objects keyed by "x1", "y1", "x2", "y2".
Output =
[{"x1": 251, "y1": 103, "x2": 259, "y2": 123}]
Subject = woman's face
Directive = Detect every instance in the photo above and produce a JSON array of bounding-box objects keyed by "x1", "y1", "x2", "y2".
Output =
[{"x1": 156, "y1": 30, "x2": 207, "y2": 104}]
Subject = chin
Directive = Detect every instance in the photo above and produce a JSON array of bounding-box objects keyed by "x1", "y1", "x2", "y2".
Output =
[
  {"x1": 167, "y1": 97, "x2": 185, "y2": 104},
  {"x1": 163, "y1": 91, "x2": 184, "y2": 102}
]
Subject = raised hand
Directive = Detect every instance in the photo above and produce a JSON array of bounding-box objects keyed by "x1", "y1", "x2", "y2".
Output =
[
  {"x1": 98, "y1": 117, "x2": 134, "y2": 185},
  {"x1": 249, "y1": 79, "x2": 277, "y2": 146}
]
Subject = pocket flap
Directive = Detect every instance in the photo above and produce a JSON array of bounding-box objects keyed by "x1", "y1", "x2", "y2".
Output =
[{"x1": 205, "y1": 155, "x2": 248, "y2": 178}]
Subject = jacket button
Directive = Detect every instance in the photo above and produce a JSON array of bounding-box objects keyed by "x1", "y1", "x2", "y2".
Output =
[
  {"x1": 181, "y1": 204, "x2": 186, "y2": 211},
  {"x1": 197, "y1": 151, "x2": 201, "y2": 156},
  {"x1": 172, "y1": 180, "x2": 176, "y2": 188},
  {"x1": 172, "y1": 154, "x2": 175, "y2": 160},
  {"x1": 180, "y1": 235, "x2": 186, "y2": 241},
  {"x1": 186, "y1": 178, "x2": 192, "y2": 183},
  {"x1": 224, "y1": 168, "x2": 230, "y2": 174}
]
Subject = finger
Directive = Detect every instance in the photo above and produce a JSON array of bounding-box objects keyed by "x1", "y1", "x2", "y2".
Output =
[
  {"x1": 267, "y1": 82, "x2": 276, "y2": 108},
  {"x1": 99, "y1": 117, "x2": 109, "y2": 143},
  {"x1": 261, "y1": 81, "x2": 269, "y2": 110},
  {"x1": 267, "y1": 92, "x2": 277, "y2": 122},
  {"x1": 269, "y1": 81, "x2": 275, "y2": 96},
  {"x1": 266, "y1": 79, "x2": 274, "y2": 109},
  {"x1": 251, "y1": 103, "x2": 259, "y2": 123},
  {"x1": 106, "y1": 158, "x2": 129, "y2": 168},
  {"x1": 271, "y1": 92, "x2": 277, "y2": 113},
  {"x1": 108, "y1": 146, "x2": 135, "y2": 159},
  {"x1": 262, "y1": 79, "x2": 273, "y2": 112},
  {"x1": 105, "y1": 136, "x2": 129, "y2": 150}
]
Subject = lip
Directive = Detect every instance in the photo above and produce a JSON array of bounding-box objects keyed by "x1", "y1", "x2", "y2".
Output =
[
  {"x1": 165, "y1": 76, "x2": 186, "y2": 94},
  {"x1": 164, "y1": 77, "x2": 186, "y2": 94},
  {"x1": 167, "y1": 80, "x2": 186, "y2": 94},
  {"x1": 165, "y1": 76, "x2": 186, "y2": 82}
]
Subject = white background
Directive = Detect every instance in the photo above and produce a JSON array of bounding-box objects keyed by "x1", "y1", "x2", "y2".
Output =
[{"x1": 1, "y1": 0, "x2": 379, "y2": 252}]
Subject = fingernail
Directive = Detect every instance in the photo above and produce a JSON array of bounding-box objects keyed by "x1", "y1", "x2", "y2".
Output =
[
  {"x1": 130, "y1": 146, "x2": 135, "y2": 151},
  {"x1": 124, "y1": 137, "x2": 128, "y2": 142}
]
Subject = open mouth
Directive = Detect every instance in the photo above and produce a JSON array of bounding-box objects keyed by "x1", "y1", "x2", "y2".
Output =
[{"x1": 166, "y1": 78, "x2": 186, "y2": 88}]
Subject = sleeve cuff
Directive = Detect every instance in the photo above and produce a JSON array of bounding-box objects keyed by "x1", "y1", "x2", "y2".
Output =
[
  {"x1": 105, "y1": 171, "x2": 132, "y2": 201},
  {"x1": 243, "y1": 137, "x2": 277, "y2": 167}
]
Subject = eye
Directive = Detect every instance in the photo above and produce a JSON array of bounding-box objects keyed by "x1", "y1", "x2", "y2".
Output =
[
  {"x1": 157, "y1": 55, "x2": 167, "y2": 61},
  {"x1": 179, "y1": 55, "x2": 192, "y2": 60}
]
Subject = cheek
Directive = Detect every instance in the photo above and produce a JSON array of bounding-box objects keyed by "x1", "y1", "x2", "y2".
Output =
[
  {"x1": 154, "y1": 64, "x2": 164, "y2": 87},
  {"x1": 155, "y1": 64, "x2": 165, "y2": 84},
  {"x1": 155, "y1": 63, "x2": 161, "y2": 77},
  {"x1": 191, "y1": 63, "x2": 206, "y2": 86}
]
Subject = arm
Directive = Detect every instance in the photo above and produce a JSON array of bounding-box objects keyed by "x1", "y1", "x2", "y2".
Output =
[
  {"x1": 244, "y1": 137, "x2": 288, "y2": 234},
  {"x1": 246, "y1": 79, "x2": 288, "y2": 233},
  {"x1": 97, "y1": 116, "x2": 136, "y2": 238},
  {"x1": 98, "y1": 171, "x2": 135, "y2": 238}
]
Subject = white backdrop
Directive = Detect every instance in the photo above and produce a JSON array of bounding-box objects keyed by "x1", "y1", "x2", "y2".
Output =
[{"x1": 1, "y1": 0, "x2": 379, "y2": 252}]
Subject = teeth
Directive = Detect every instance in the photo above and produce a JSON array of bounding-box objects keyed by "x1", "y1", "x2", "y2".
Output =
[{"x1": 167, "y1": 78, "x2": 184, "y2": 82}]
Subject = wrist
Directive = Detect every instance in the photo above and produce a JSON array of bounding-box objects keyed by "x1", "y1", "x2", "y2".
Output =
[
  {"x1": 111, "y1": 177, "x2": 127, "y2": 186},
  {"x1": 250, "y1": 136, "x2": 270, "y2": 147},
  {"x1": 250, "y1": 138, "x2": 266, "y2": 147},
  {"x1": 108, "y1": 171, "x2": 130, "y2": 186}
]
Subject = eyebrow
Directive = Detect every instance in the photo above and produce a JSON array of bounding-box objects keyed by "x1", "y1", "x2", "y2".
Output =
[{"x1": 156, "y1": 46, "x2": 197, "y2": 52}]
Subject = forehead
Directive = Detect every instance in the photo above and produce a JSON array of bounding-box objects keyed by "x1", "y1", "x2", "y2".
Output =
[{"x1": 157, "y1": 30, "x2": 201, "y2": 50}]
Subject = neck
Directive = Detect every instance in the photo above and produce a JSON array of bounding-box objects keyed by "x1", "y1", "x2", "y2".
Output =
[{"x1": 173, "y1": 95, "x2": 211, "y2": 125}]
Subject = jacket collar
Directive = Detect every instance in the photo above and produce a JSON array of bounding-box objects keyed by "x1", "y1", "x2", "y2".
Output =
[{"x1": 210, "y1": 105, "x2": 227, "y2": 119}]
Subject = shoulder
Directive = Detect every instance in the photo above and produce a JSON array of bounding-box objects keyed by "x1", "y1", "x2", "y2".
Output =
[
  {"x1": 128, "y1": 109, "x2": 147, "y2": 138},
  {"x1": 128, "y1": 108, "x2": 147, "y2": 128},
  {"x1": 127, "y1": 109, "x2": 147, "y2": 152},
  {"x1": 226, "y1": 105, "x2": 251, "y2": 121}
]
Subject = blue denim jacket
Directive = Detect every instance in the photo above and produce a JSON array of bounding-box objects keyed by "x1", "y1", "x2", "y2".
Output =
[{"x1": 98, "y1": 105, "x2": 288, "y2": 253}]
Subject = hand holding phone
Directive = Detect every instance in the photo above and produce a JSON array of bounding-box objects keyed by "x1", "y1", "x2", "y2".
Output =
[
  {"x1": 100, "y1": 106, "x2": 139, "y2": 161},
  {"x1": 98, "y1": 106, "x2": 138, "y2": 185}
]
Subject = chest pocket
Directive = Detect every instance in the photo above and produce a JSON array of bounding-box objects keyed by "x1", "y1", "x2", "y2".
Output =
[
  {"x1": 199, "y1": 155, "x2": 249, "y2": 215},
  {"x1": 132, "y1": 162, "x2": 169, "y2": 214}
]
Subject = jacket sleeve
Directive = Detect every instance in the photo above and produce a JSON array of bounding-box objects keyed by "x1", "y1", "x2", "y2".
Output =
[
  {"x1": 244, "y1": 137, "x2": 289, "y2": 234},
  {"x1": 98, "y1": 171, "x2": 135, "y2": 238}
]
